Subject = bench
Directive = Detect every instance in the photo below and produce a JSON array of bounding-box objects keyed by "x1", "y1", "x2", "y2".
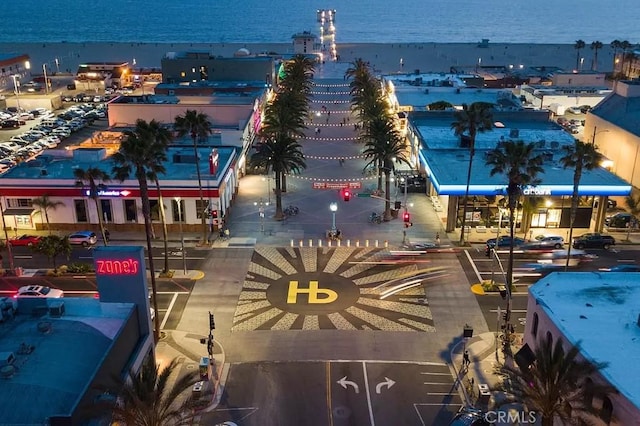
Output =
[{"x1": 476, "y1": 226, "x2": 487, "y2": 233}]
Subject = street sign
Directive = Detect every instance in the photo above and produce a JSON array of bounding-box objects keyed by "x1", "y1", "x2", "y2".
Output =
[
  {"x1": 312, "y1": 181, "x2": 362, "y2": 190},
  {"x1": 357, "y1": 193, "x2": 371, "y2": 198}
]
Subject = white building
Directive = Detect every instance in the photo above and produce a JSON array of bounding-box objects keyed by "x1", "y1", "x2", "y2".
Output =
[{"x1": 524, "y1": 272, "x2": 640, "y2": 425}]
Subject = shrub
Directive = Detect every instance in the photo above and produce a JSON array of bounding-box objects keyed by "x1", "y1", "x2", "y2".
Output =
[{"x1": 67, "y1": 263, "x2": 94, "y2": 273}]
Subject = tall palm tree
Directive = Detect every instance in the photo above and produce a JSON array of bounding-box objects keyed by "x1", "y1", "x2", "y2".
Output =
[
  {"x1": 574, "y1": 39, "x2": 586, "y2": 71},
  {"x1": 486, "y1": 140, "x2": 544, "y2": 332},
  {"x1": 619, "y1": 40, "x2": 632, "y2": 78},
  {"x1": 560, "y1": 140, "x2": 603, "y2": 270},
  {"x1": 95, "y1": 357, "x2": 198, "y2": 426},
  {"x1": 451, "y1": 102, "x2": 494, "y2": 244},
  {"x1": 624, "y1": 195, "x2": 640, "y2": 241},
  {"x1": 135, "y1": 119, "x2": 173, "y2": 274},
  {"x1": 251, "y1": 135, "x2": 306, "y2": 220},
  {"x1": 31, "y1": 194, "x2": 64, "y2": 234},
  {"x1": 112, "y1": 122, "x2": 168, "y2": 341},
  {"x1": 611, "y1": 39, "x2": 621, "y2": 72},
  {"x1": 499, "y1": 337, "x2": 614, "y2": 426},
  {"x1": 362, "y1": 116, "x2": 410, "y2": 220},
  {"x1": 174, "y1": 110, "x2": 212, "y2": 243},
  {"x1": 74, "y1": 167, "x2": 110, "y2": 246},
  {"x1": 590, "y1": 40, "x2": 603, "y2": 71}
]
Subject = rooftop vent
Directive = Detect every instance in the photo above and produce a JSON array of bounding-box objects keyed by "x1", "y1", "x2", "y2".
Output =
[
  {"x1": 40, "y1": 169, "x2": 48, "y2": 176},
  {"x1": 509, "y1": 129, "x2": 519, "y2": 138},
  {"x1": 49, "y1": 301, "x2": 65, "y2": 318}
]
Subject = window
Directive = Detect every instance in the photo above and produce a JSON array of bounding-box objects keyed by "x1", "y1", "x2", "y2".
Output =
[
  {"x1": 100, "y1": 199, "x2": 113, "y2": 222},
  {"x1": 199, "y1": 65, "x2": 208, "y2": 80},
  {"x1": 531, "y1": 313, "x2": 539, "y2": 338},
  {"x1": 584, "y1": 378, "x2": 594, "y2": 407},
  {"x1": 195, "y1": 199, "x2": 208, "y2": 220},
  {"x1": 74, "y1": 199, "x2": 88, "y2": 223},
  {"x1": 172, "y1": 199, "x2": 185, "y2": 222},
  {"x1": 124, "y1": 199, "x2": 137, "y2": 222},
  {"x1": 7, "y1": 198, "x2": 32, "y2": 207},
  {"x1": 149, "y1": 200, "x2": 160, "y2": 221},
  {"x1": 180, "y1": 71, "x2": 186, "y2": 77},
  {"x1": 546, "y1": 331, "x2": 553, "y2": 347},
  {"x1": 601, "y1": 396, "x2": 613, "y2": 424}
]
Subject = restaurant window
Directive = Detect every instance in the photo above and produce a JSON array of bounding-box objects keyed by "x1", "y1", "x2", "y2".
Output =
[
  {"x1": 531, "y1": 313, "x2": 539, "y2": 338},
  {"x1": 7, "y1": 198, "x2": 32, "y2": 208},
  {"x1": 124, "y1": 199, "x2": 137, "y2": 222},
  {"x1": 100, "y1": 199, "x2": 113, "y2": 222},
  {"x1": 601, "y1": 396, "x2": 613, "y2": 424},
  {"x1": 180, "y1": 71, "x2": 186, "y2": 77},
  {"x1": 172, "y1": 199, "x2": 185, "y2": 222},
  {"x1": 149, "y1": 200, "x2": 160, "y2": 221},
  {"x1": 195, "y1": 199, "x2": 208, "y2": 220},
  {"x1": 74, "y1": 199, "x2": 88, "y2": 223}
]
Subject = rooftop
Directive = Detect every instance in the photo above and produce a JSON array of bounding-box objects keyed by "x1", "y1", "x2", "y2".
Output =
[
  {"x1": 0, "y1": 146, "x2": 236, "y2": 182},
  {"x1": 591, "y1": 93, "x2": 640, "y2": 137},
  {"x1": 530, "y1": 273, "x2": 640, "y2": 410},
  {"x1": 0, "y1": 298, "x2": 134, "y2": 424}
]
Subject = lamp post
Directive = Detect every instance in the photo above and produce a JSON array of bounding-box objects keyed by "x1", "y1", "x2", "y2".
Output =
[
  {"x1": 42, "y1": 63, "x2": 49, "y2": 94},
  {"x1": 330, "y1": 202, "x2": 338, "y2": 233},
  {"x1": 11, "y1": 75, "x2": 21, "y2": 112},
  {"x1": 591, "y1": 126, "x2": 609, "y2": 145},
  {"x1": 254, "y1": 199, "x2": 266, "y2": 234},
  {"x1": 174, "y1": 197, "x2": 187, "y2": 274},
  {"x1": 262, "y1": 175, "x2": 272, "y2": 205}
]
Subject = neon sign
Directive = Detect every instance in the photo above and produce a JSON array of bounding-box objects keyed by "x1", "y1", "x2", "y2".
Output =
[
  {"x1": 84, "y1": 190, "x2": 131, "y2": 197},
  {"x1": 96, "y1": 259, "x2": 140, "y2": 275},
  {"x1": 522, "y1": 186, "x2": 552, "y2": 196}
]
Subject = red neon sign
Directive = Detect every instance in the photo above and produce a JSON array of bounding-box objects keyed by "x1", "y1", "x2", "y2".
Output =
[{"x1": 96, "y1": 259, "x2": 140, "y2": 275}]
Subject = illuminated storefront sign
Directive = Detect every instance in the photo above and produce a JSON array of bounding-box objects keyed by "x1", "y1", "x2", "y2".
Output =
[
  {"x1": 522, "y1": 186, "x2": 552, "y2": 196},
  {"x1": 84, "y1": 189, "x2": 131, "y2": 197}
]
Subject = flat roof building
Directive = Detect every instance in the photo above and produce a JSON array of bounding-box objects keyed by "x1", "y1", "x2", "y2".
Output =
[{"x1": 524, "y1": 272, "x2": 640, "y2": 424}]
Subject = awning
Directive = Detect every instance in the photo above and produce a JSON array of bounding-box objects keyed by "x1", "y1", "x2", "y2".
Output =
[
  {"x1": 3, "y1": 208, "x2": 35, "y2": 216},
  {"x1": 515, "y1": 343, "x2": 536, "y2": 371}
]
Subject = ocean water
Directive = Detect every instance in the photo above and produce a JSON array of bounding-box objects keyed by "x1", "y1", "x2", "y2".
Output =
[{"x1": 2, "y1": 0, "x2": 640, "y2": 44}]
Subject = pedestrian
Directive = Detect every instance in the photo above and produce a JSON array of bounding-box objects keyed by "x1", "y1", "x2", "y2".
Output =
[
  {"x1": 326, "y1": 86, "x2": 330, "y2": 92},
  {"x1": 224, "y1": 228, "x2": 230, "y2": 240},
  {"x1": 435, "y1": 233, "x2": 441, "y2": 246},
  {"x1": 463, "y1": 350, "x2": 470, "y2": 368},
  {"x1": 104, "y1": 229, "x2": 110, "y2": 242},
  {"x1": 326, "y1": 117, "x2": 329, "y2": 124},
  {"x1": 315, "y1": 127, "x2": 320, "y2": 134},
  {"x1": 219, "y1": 228, "x2": 224, "y2": 239},
  {"x1": 327, "y1": 110, "x2": 330, "y2": 117}
]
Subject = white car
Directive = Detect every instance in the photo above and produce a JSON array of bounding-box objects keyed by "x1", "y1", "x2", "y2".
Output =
[
  {"x1": 68, "y1": 231, "x2": 98, "y2": 246},
  {"x1": 16, "y1": 285, "x2": 64, "y2": 298},
  {"x1": 567, "y1": 106, "x2": 582, "y2": 114}
]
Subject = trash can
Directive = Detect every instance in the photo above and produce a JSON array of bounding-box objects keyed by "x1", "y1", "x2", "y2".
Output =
[
  {"x1": 391, "y1": 209, "x2": 399, "y2": 219},
  {"x1": 192, "y1": 381, "x2": 204, "y2": 397},
  {"x1": 477, "y1": 383, "x2": 491, "y2": 404}
]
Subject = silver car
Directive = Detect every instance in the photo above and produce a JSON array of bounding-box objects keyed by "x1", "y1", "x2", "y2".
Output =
[
  {"x1": 533, "y1": 235, "x2": 565, "y2": 249},
  {"x1": 68, "y1": 231, "x2": 98, "y2": 247}
]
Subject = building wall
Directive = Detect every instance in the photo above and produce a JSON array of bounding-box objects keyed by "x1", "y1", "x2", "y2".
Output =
[
  {"x1": 161, "y1": 56, "x2": 274, "y2": 84},
  {"x1": 107, "y1": 102, "x2": 253, "y2": 128},
  {"x1": 524, "y1": 296, "x2": 639, "y2": 425},
  {"x1": 552, "y1": 73, "x2": 607, "y2": 87}
]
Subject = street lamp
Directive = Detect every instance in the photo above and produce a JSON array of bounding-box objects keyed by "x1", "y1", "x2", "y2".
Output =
[
  {"x1": 0, "y1": 199, "x2": 15, "y2": 273},
  {"x1": 174, "y1": 197, "x2": 187, "y2": 274},
  {"x1": 330, "y1": 202, "x2": 338, "y2": 233},
  {"x1": 262, "y1": 175, "x2": 271, "y2": 205},
  {"x1": 591, "y1": 126, "x2": 610, "y2": 145},
  {"x1": 42, "y1": 63, "x2": 49, "y2": 94},
  {"x1": 11, "y1": 75, "x2": 21, "y2": 112}
]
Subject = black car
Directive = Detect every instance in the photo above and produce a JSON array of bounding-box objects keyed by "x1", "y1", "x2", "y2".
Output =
[
  {"x1": 572, "y1": 233, "x2": 616, "y2": 249},
  {"x1": 605, "y1": 212, "x2": 634, "y2": 228}
]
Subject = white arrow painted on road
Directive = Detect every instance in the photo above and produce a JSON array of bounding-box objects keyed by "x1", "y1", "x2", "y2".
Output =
[
  {"x1": 337, "y1": 376, "x2": 359, "y2": 393},
  {"x1": 375, "y1": 377, "x2": 396, "y2": 394}
]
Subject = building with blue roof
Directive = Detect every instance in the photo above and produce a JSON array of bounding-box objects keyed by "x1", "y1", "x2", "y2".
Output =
[
  {"x1": 0, "y1": 52, "x2": 31, "y2": 92},
  {"x1": 524, "y1": 272, "x2": 640, "y2": 424},
  {"x1": 404, "y1": 110, "x2": 631, "y2": 233},
  {"x1": 0, "y1": 146, "x2": 238, "y2": 233}
]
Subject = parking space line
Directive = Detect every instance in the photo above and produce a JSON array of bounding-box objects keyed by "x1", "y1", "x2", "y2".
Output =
[
  {"x1": 422, "y1": 382, "x2": 453, "y2": 385},
  {"x1": 426, "y1": 392, "x2": 455, "y2": 396},
  {"x1": 160, "y1": 292, "x2": 179, "y2": 330},
  {"x1": 362, "y1": 362, "x2": 376, "y2": 426},
  {"x1": 326, "y1": 362, "x2": 334, "y2": 426},
  {"x1": 419, "y1": 372, "x2": 451, "y2": 376},
  {"x1": 464, "y1": 250, "x2": 482, "y2": 283}
]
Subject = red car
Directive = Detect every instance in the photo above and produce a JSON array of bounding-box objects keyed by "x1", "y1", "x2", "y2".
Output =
[{"x1": 9, "y1": 235, "x2": 42, "y2": 247}]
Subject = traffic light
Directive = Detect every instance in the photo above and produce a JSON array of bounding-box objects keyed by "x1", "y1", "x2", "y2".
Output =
[
  {"x1": 403, "y1": 212, "x2": 410, "y2": 222},
  {"x1": 343, "y1": 189, "x2": 351, "y2": 202},
  {"x1": 394, "y1": 201, "x2": 402, "y2": 210},
  {"x1": 209, "y1": 311, "x2": 216, "y2": 330},
  {"x1": 211, "y1": 209, "x2": 218, "y2": 219}
]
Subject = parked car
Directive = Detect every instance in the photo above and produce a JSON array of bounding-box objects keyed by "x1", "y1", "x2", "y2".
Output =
[
  {"x1": 567, "y1": 106, "x2": 582, "y2": 114},
  {"x1": 15, "y1": 285, "x2": 64, "y2": 298},
  {"x1": 605, "y1": 212, "x2": 634, "y2": 228},
  {"x1": 68, "y1": 231, "x2": 97, "y2": 246},
  {"x1": 572, "y1": 233, "x2": 616, "y2": 249},
  {"x1": 522, "y1": 235, "x2": 565, "y2": 250},
  {"x1": 486, "y1": 235, "x2": 526, "y2": 249},
  {"x1": 449, "y1": 407, "x2": 489, "y2": 426},
  {"x1": 9, "y1": 234, "x2": 42, "y2": 247},
  {"x1": 601, "y1": 264, "x2": 640, "y2": 272}
]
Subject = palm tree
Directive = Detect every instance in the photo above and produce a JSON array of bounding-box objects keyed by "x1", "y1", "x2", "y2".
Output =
[
  {"x1": 499, "y1": 337, "x2": 614, "y2": 426},
  {"x1": 619, "y1": 40, "x2": 632, "y2": 78},
  {"x1": 74, "y1": 167, "x2": 110, "y2": 246},
  {"x1": 590, "y1": 40, "x2": 603, "y2": 70},
  {"x1": 486, "y1": 140, "x2": 544, "y2": 333},
  {"x1": 95, "y1": 357, "x2": 198, "y2": 426},
  {"x1": 574, "y1": 39, "x2": 586, "y2": 71},
  {"x1": 135, "y1": 119, "x2": 173, "y2": 274},
  {"x1": 624, "y1": 195, "x2": 640, "y2": 241},
  {"x1": 174, "y1": 110, "x2": 212, "y2": 243},
  {"x1": 451, "y1": 102, "x2": 495, "y2": 244},
  {"x1": 362, "y1": 116, "x2": 410, "y2": 220},
  {"x1": 560, "y1": 140, "x2": 603, "y2": 269},
  {"x1": 112, "y1": 121, "x2": 168, "y2": 341},
  {"x1": 611, "y1": 39, "x2": 621, "y2": 72},
  {"x1": 428, "y1": 100, "x2": 454, "y2": 111},
  {"x1": 31, "y1": 194, "x2": 64, "y2": 234},
  {"x1": 251, "y1": 135, "x2": 306, "y2": 220}
]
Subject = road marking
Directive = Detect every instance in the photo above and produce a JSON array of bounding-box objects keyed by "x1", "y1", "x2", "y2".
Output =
[
  {"x1": 326, "y1": 363, "x2": 334, "y2": 426},
  {"x1": 617, "y1": 259, "x2": 636, "y2": 263},
  {"x1": 427, "y1": 392, "x2": 455, "y2": 396},
  {"x1": 375, "y1": 377, "x2": 395, "y2": 394},
  {"x1": 422, "y1": 382, "x2": 454, "y2": 385},
  {"x1": 479, "y1": 271, "x2": 542, "y2": 277},
  {"x1": 362, "y1": 362, "x2": 376, "y2": 426},
  {"x1": 419, "y1": 372, "x2": 451, "y2": 376},
  {"x1": 464, "y1": 250, "x2": 482, "y2": 283},
  {"x1": 14, "y1": 255, "x2": 32, "y2": 259},
  {"x1": 336, "y1": 376, "x2": 359, "y2": 393},
  {"x1": 160, "y1": 292, "x2": 179, "y2": 330},
  {"x1": 490, "y1": 309, "x2": 527, "y2": 313},
  {"x1": 78, "y1": 256, "x2": 93, "y2": 259}
]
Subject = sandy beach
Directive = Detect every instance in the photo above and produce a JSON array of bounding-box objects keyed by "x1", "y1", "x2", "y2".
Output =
[{"x1": 0, "y1": 41, "x2": 616, "y2": 76}]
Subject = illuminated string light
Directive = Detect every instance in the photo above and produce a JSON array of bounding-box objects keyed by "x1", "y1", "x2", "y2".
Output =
[
  {"x1": 284, "y1": 174, "x2": 379, "y2": 182},
  {"x1": 304, "y1": 154, "x2": 364, "y2": 160}
]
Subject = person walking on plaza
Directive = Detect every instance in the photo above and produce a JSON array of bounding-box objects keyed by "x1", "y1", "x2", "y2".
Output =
[
  {"x1": 435, "y1": 233, "x2": 441, "y2": 246},
  {"x1": 463, "y1": 350, "x2": 470, "y2": 368}
]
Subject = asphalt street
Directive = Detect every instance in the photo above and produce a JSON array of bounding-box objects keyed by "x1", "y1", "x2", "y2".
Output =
[{"x1": 201, "y1": 361, "x2": 462, "y2": 426}]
